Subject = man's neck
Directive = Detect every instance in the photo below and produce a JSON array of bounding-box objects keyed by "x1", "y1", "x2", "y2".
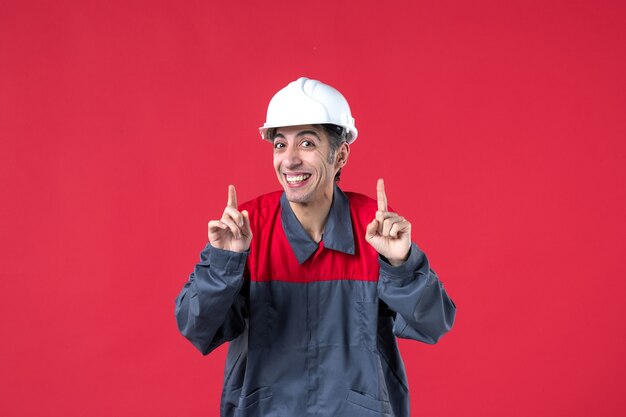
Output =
[{"x1": 289, "y1": 187, "x2": 334, "y2": 243}]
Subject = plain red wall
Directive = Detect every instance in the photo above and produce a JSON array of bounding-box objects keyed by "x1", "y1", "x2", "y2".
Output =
[{"x1": 1, "y1": 0, "x2": 625, "y2": 416}]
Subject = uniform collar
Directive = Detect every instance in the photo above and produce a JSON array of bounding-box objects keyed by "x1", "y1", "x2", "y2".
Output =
[{"x1": 280, "y1": 183, "x2": 355, "y2": 264}]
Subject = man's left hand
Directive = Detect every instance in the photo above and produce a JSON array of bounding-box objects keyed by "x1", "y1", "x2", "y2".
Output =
[{"x1": 365, "y1": 179, "x2": 412, "y2": 266}]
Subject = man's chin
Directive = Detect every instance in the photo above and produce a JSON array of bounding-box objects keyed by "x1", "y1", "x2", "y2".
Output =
[{"x1": 284, "y1": 189, "x2": 311, "y2": 205}]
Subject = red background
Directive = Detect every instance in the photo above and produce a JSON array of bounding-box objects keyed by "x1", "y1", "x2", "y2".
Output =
[{"x1": 1, "y1": 0, "x2": 625, "y2": 416}]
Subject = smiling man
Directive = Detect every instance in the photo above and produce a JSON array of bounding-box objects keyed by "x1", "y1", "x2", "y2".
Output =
[{"x1": 175, "y1": 77, "x2": 456, "y2": 417}]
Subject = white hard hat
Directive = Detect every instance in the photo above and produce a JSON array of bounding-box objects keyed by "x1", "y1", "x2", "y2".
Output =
[{"x1": 259, "y1": 77, "x2": 358, "y2": 143}]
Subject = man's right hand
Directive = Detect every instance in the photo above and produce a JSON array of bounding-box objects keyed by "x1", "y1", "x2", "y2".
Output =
[{"x1": 208, "y1": 185, "x2": 252, "y2": 253}]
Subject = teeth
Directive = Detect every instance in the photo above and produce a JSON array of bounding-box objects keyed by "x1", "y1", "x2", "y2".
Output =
[{"x1": 286, "y1": 174, "x2": 311, "y2": 183}]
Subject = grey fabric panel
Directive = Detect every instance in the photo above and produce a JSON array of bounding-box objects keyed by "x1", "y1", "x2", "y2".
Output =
[{"x1": 222, "y1": 279, "x2": 407, "y2": 417}]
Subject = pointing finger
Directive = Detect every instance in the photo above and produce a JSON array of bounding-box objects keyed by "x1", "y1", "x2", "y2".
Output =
[
  {"x1": 376, "y1": 210, "x2": 384, "y2": 234},
  {"x1": 377, "y1": 178, "x2": 387, "y2": 212},
  {"x1": 227, "y1": 184, "x2": 238, "y2": 208}
]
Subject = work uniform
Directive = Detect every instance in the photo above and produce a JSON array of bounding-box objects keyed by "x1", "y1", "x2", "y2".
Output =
[{"x1": 175, "y1": 184, "x2": 456, "y2": 417}]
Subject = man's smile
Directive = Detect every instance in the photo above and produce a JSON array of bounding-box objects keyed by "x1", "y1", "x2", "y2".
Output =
[{"x1": 284, "y1": 173, "x2": 312, "y2": 187}]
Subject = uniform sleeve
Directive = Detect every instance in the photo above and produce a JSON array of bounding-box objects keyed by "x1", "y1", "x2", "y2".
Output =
[
  {"x1": 175, "y1": 242, "x2": 249, "y2": 355},
  {"x1": 377, "y1": 242, "x2": 456, "y2": 344}
]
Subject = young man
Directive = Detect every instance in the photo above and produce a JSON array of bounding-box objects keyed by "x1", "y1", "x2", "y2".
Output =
[{"x1": 175, "y1": 77, "x2": 456, "y2": 417}]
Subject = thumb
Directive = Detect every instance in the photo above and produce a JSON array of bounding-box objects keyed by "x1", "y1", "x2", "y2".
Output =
[
  {"x1": 241, "y1": 210, "x2": 252, "y2": 236},
  {"x1": 365, "y1": 218, "x2": 379, "y2": 241}
]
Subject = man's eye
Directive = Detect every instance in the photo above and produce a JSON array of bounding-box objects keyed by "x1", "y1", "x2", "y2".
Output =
[
  {"x1": 301, "y1": 140, "x2": 314, "y2": 147},
  {"x1": 274, "y1": 142, "x2": 285, "y2": 149}
]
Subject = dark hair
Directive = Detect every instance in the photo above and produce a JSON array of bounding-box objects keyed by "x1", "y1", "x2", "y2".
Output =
[{"x1": 316, "y1": 124, "x2": 348, "y2": 182}]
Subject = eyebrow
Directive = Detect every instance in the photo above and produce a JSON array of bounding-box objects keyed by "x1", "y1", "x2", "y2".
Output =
[{"x1": 273, "y1": 130, "x2": 321, "y2": 140}]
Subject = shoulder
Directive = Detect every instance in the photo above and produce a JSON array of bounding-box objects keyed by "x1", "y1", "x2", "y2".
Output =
[
  {"x1": 345, "y1": 191, "x2": 377, "y2": 211},
  {"x1": 344, "y1": 190, "x2": 395, "y2": 214},
  {"x1": 238, "y1": 191, "x2": 283, "y2": 240},
  {"x1": 238, "y1": 190, "x2": 283, "y2": 219},
  {"x1": 344, "y1": 191, "x2": 378, "y2": 224}
]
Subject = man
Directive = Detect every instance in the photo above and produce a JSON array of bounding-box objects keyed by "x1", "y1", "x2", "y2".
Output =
[{"x1": 175, "y1": 77, "x2": 456, "y2": 417}]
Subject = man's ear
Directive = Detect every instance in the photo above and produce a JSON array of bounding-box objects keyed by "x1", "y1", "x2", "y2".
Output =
[{"x1": 336, "y1": 142, "x2": 350, "y2": 168}]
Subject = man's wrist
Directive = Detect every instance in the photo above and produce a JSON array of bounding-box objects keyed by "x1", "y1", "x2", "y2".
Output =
[{"x1": 386, "y1": 249, "x2": 410, "y2": 267}]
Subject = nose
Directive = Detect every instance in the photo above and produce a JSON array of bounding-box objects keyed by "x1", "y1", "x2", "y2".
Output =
[{"x1": 282, "y1": 144, "x2": 302, "y2": 169}]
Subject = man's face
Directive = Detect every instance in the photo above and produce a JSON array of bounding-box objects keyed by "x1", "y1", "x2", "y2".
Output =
[{"x1": 272, "y1": 125, "x2": 341, "y2": 205}]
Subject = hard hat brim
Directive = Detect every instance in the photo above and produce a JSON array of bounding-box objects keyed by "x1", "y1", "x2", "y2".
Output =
[{"x1": 258, "y1": 123, "x2": 358, "y2": 144}]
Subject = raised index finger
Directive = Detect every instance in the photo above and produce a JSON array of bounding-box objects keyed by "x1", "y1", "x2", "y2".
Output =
[
  {"x1": 377, "y1": 178, "x2": 387, "y2": 212},
  {"x1": 227, "y1": 184, "x2": 238, "y2": 208}
]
